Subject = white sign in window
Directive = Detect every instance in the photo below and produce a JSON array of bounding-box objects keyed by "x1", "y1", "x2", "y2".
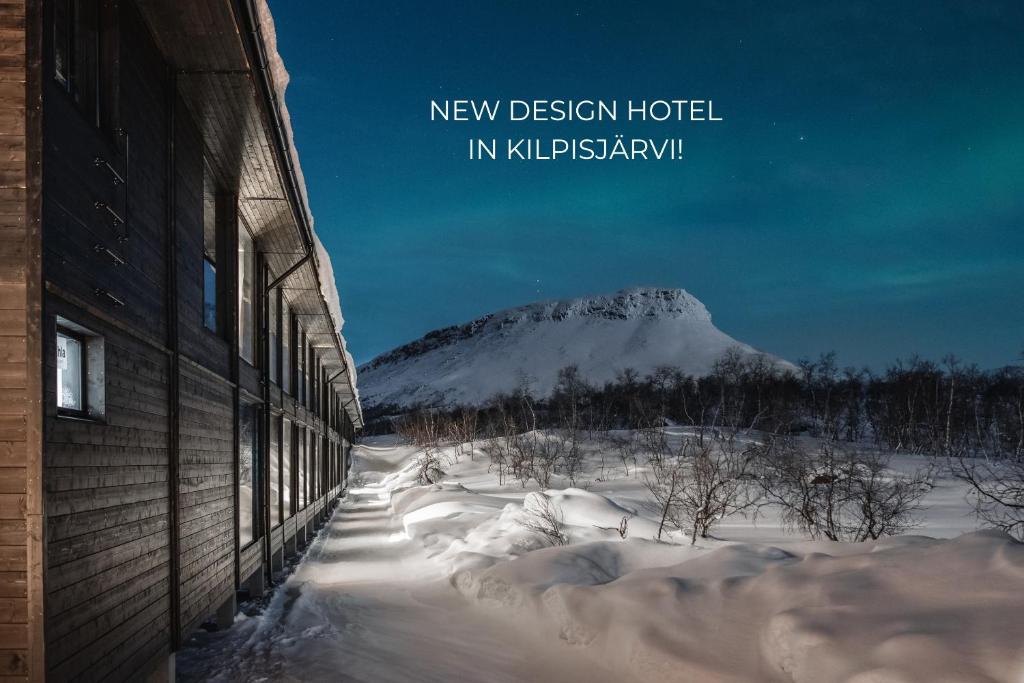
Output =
[{"x1": 57, "y1": 332, "x2": 84, "y2": 412}]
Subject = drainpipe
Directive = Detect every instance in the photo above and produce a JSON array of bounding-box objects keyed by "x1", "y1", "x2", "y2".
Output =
[{"x1": 237, "y1": 0, "x2": 356, "y2": 426}]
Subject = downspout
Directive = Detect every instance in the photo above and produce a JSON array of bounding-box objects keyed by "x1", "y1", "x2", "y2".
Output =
[
  {"x1": 164, "y1": 69, "x2": 182, "y2": 651},
  {"x1": 260, "y1": 256, "x2": 273, "y2": 586}
]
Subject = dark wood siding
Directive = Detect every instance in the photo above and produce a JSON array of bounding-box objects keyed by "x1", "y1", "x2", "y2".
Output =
[
  {"x1": 39, "y1": 3, "x2": 175, "y2": 681},
  {"x1": 175, "y1": 361, "x2": 234, "y2": 638},
  {"x1": 19, "y1": 1, "x2": 358, "y2": 680},
  {"x1": 42, "y1": 301, "x2": 173, "y2": 683}
]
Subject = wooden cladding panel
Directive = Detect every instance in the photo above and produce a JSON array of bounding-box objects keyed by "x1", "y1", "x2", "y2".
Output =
[
  {"x1": 0, "y1": 0, "x2": 35, "y2": 681},
  {"x1": 42, "y1": 301, "x2": 171, "y2": 682},
  {"x1": 41, "y1": 4, "x2": 169, "y2": 344},
  {"x1": 176, "y1": 362, "x2": 234, "y2": 640},
  {"x1": 173, "y1": 89, "x2": 231, "y2": 380}
]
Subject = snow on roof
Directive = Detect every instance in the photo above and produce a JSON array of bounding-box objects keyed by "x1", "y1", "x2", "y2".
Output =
[{"x1": 255, "y1": 1, "x2": 361, "y2": 425}]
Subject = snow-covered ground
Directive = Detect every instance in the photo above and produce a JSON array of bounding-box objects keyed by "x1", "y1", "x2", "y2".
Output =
[{"x1": 178, "y1": 434, "x2": 1024, "y2": 682}]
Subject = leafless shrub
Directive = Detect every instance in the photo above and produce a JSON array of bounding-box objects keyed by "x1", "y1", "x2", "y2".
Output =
[
  {"x1": 644, "y1": 450, "x2": 686, "y2": 541},
  {"x1": 416, "y1": 450, "x2": 445, "y2": 485},
  {"x1": 675, "y1": 434, "x2": 760, "y2": 544},
  {"x1": 953, "y1": 451, "x2": 1024, "y2": 540},
  {"x1": 607, "y1": 431, "x2": 641, "y2": 478},
  {"x1": 594, "y1": 514, "x2": 632, "y2": 539},
  {"x1": 520, "y1": 495, "x2": 568, "y2": 546},
  {"x1": 643, "y1": 431, "x2": 759, "y2": 544},
  {"x1": 757, "y1": 438, "x2": 933, "y2": 542},
  {"x1": 455, "y1": 410, "x2": 479, "y2": 460}
]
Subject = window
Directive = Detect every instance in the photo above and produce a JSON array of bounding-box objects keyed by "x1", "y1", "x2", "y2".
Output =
[
  {"x1": 310, "y1": 436, "x2": 318, "y2": 502},
  {"x1": 53, "y1": 0, "x2": 118, "y2": 130},
  {"x1": 269, "y1": 285, "x2": 279, "y2": 385},
  {"x1": 57, "y1": 330, "x2": 84, "y2": 413},
  {"x1": 202, "y1": 164, "x2": 222, "y2": 335},
  {"x1": 308, "y1": 351, "x2": 314, "y2": 412},
  {"x1": 281, "y1": 303, "x2": 291, "y2": 394},
  {"x1": 298, "y1": 328, "x2": 306, "y2": 406},
  {"x1": 303, "y1": 426, "x2": 308, "y2": 509},
  {"x1": 238, "y1": 401, "x2": 261, "y2": 547},
  {"x1": 270, "y1": 415, "x2": 281, "y2": 529},
  {"x1": 282, "y1": 418, "x2": 292, "y2": 519},
  {"x1": 56, "y1": 320, "x2": 105, "y2": 420},
  {"x1": 297, "y1": 426, "x2": 306, "y2": 509},
  {"x1": 309, "y1": 351, "x2": 317, "y2": 414},
  {"x1": 342, "y1": 437, "x2": 349, "y2": 486},
  {"x1": 238, "y1": 224, "x2": 255, "y2": 364}
]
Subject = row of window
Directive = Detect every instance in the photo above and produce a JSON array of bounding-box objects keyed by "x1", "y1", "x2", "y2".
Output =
[
  {"x1": 50, "y1": 0, "x2": 353, "y2": 553},
  {"x1": 53, "y1": 0, "x2": 345, "y2": 429},
  {"x1": 58, "y1": 323, "x2": 348, "y2": 551},
  {"x1": 239, "y1": 407, "x2": 349, "y2": 547},
  {"x1": 201, "y1": 163, "x2": 344, "y2": 429}
]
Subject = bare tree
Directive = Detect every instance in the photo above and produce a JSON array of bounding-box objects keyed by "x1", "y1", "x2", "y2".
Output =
[
  {"x1": 644, "y1": 453, "x2": 686, "y2": 541},
  {"x1": 675, "y1": 435, "x2": 760, "y2": 544},
  {"x1": 758, "y1": 439, "x2": 932, "y2": 542},
  {"x1": 607, "y1": 431, "x2": 641, "y2": 477},
  {"x1": 953, "y1": 452, "x2": 1024, "y2": 540}
]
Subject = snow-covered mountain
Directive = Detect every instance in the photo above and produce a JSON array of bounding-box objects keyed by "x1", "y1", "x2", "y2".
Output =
[{"x1": 359, "y1": 287, "x2": 792, "y2": 410}]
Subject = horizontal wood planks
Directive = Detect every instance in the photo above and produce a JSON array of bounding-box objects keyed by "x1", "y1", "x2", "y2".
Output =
[
  {"x1": 42, "y1": 300, "x2": 172, "y2": 683},
  {"x1": 26, "y1": 1, "x2": 359, "y2": 680},
  {"x1": 0, "y1": 0, "x2": 37, "y2": 680},
  {"x1": 176, "y1": 362, "x2": 234, "y2": 638}
]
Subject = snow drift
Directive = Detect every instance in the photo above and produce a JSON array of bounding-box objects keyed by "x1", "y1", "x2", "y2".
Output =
[
  {"x1": 454, "y1": 531, "x2": 1024, "y2": 682},
  {"x1": 359, "y1": 287, "x2": 793, "y2": 410}
]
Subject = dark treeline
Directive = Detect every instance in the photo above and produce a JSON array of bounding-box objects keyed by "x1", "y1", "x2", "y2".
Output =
[
  {"x1": 372, "y1": 347, "x2": 1024, "y2": 460},
  {"x1": 376, "y1": 346, "x2": 1024, "y2": 541}
]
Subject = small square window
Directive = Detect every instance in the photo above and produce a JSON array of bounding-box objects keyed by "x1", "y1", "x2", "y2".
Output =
[{"x1": 56, "y1": 319, "x2": 105, "y2": 420}]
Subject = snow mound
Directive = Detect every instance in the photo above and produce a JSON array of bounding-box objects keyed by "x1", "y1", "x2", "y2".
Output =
[
  {"x1": 359, "y1": 287, "x2": 794, "y2": 410},
  {"x1": 457, "y1": 530, "x2": 1024, "y2": 682}
]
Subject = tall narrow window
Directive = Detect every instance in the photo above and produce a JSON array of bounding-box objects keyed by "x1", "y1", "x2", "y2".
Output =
[
  {"x1": 281, "y1": 303, "x2": 291, "y2": 394},
  {"x1": 56, "y1": 321, "x2": 105, "y2": 420},
  {"x1": 270, "y1": 414, "x2": 281, "y2": 529},
  {"x1": 238, "y1": 401, "x2": 262, "y2": 547},
  {"x1": 282, "y1": 418, "x2": 292, "y2": 519},
  {"x1": 202, "y1": 165, "x2": 221, "y2": 335},
  {"x1": 297, "y1": 426, "x2": 306, "y2": 510},
  {"x1": 269, "y1": 285, "x2": 279, "y2": 385},
  {"x1": 309, "y1": 351, "x2": 317, "y2": 414},
  {"x1": 311, "y1": 437, "x2": 318, "y2": 501},
  {"x1": 298, "y1": 328, "x2": 306, "y2": 406},
  {"x1": 56, "y1": 330, "x2": 84, "y2": 413},
  {"x1": 238, "y1": 224, "x2": 256, "y2": 364},
  {"x1": 53, "y1": 0, "x2": 117, "y2": 129}
]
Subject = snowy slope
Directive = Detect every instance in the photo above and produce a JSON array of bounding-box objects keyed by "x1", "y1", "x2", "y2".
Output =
[{"x1": 359, "y1": 287, "x2": 793, "y2": 410}]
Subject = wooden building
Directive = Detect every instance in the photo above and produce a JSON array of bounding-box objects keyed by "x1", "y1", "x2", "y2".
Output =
[{"x1": 0, "y1": 1, "x2": 363, "y2": 680}]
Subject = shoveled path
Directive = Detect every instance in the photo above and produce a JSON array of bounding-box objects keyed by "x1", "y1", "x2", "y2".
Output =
[{"x1": 176, "y1": 443, "x2": 618, "y2": 683}]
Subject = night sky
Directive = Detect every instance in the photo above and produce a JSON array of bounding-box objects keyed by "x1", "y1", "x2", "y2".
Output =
[{"x1": 268, "y1": 0, "x2": 1024, "y2": 369}]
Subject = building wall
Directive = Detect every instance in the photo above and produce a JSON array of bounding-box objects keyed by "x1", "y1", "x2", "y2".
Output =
[
  {"x1": 0, "y1": 1, "x2": 43, "y2": 681},
  {"x1": 175, "y1": 361, "x2": 234, "y2": 640},
  {"x1": 39, "y1": 3, "x2": 173, "y2": 680},
  {"x1": 28, "y1": 2, "x2": 354, "y2": 681}
]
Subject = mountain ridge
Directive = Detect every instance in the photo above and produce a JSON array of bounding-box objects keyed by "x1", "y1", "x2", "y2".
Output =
[{"x1": 359, "y1": 287, "x2": 792, "y2": 410}]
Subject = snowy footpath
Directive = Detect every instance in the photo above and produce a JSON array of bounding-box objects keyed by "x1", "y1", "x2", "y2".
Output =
[
  {"x1": 179, "y1": 436, "x2": 1024, "y2": 683},
  {"x1": 176, "y1": 441, "x2": 621, "y2": 682}
]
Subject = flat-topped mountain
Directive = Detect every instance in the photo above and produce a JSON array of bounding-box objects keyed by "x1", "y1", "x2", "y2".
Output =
[{"x1": 359, "y1": 287, "x2": 792, "y2": 410}]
